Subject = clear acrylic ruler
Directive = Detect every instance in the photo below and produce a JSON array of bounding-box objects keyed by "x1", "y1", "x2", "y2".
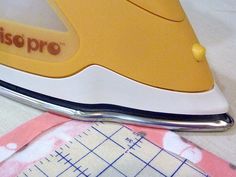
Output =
[{"x1": 19, "y1": 122, "x2": 208, "y2": 177}]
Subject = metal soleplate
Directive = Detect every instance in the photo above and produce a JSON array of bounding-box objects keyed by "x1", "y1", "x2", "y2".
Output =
[{"x1": 0, "y1": 80, "x2": 234, "y2": 131}]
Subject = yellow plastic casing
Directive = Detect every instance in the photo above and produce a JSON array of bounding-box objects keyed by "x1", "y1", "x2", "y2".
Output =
[{"x1": 0, "y1": 0, "x2": 213, "y2": 92}]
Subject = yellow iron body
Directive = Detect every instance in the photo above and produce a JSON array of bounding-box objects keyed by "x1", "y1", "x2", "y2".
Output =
[
  {"x1": 0, "y1": 0, "x2": 233, "y2": 131},
  {"x1": 0, "y1": 0, "x2": 213, "y2": 92}
]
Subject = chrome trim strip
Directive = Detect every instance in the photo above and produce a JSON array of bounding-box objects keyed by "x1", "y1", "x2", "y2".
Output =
[{"x1": 0, "y1": 86, "x2": 234, "y2": 131}]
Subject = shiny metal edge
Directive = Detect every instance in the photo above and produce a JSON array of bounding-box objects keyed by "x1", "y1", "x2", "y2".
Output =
[{"x1": 0, "y1": 86, "x2": 234, "y2": 131}]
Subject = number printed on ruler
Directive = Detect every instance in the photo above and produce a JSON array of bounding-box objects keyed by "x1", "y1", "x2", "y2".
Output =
[{"x1": 19, "y1": 122, "x2": 208, "y2": 177}]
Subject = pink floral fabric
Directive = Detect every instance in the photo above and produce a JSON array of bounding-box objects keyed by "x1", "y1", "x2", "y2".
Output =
[{"x1": 0, "y1": 113, "x2": 235, "y2": 177}]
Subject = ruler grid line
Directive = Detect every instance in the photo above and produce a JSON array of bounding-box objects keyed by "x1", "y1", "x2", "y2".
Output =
[
  {"x1": 76, "y1": 168, "x2": 89, "y2": 177},
  {"x1": 96, "y1": 153, "x2": 126, "y2": 177},
  {"x1": 55, "y1": 150, "x2": 89, "y2": 177},
  {"x1": 134, "y1": 149, "x2": 163, "y2": 177},
  {"x1": 77, "y1": 138, "x2": 127, "y2": 177},
  {"x1": 56, "y1": 150, "x2": 86, "y2": 176},
  {"x1": 137, "y1": 134, "x2": 207, "y2": 176},
  {"x1": 129, "y1": 151, "x2": 167, "y2": 177},
  {"x1": 171, "y1": 159, "x2": 187, "y2": 177},
  {"x1": 56, "y1": 125, "x2": 124, "y2": 176},
  {"x1": 19, "y1": 123, "x2": 208, "y2": 177},
  {"x1": 91, "y1": 126, "x2": 125, "y2": 149},
  {"x1": 57, "y1": 153, "x2": 70, "y2": 162},
  {"x1": 55, "y1": 138, "x2": 105, "y2": 175}
]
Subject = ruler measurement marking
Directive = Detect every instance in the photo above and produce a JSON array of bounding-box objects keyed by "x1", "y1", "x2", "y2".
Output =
[
  {"x1": 65, "y1": 144, "x2": 70, "y2": 149},
  {"x1": 125, "y1": 136, "x2": 143, "y2": 153},
  {"x1": 19, "y1": 122, "x2": 208, "y2": 177},
  {"x1": 135, "y1": 143, "x2": 141, "y2": 148},
  {"x1": 127, "y1": 145, "x2": 136, "y2": 150},
  {"x1": 23, "y1": 173, "x2": 28, "y2": 177},
  {"x1": 64, "y1": 158, "x2": 72, "y2": 165},
  {"x1": 73, "y1": 166, "x2": 82, "y2": 172},
  {"x1": 83, "y1": 132, "x2": 88, "y2": 136},
  {"x1": 74, "y1": 137, "x2": 80, "y2": 142},
  {"x1": 34, "y1": 164, "x2": 49, "y2": 177},
  {"x1": 55, "y1": 151, "x2": 89, "y2": 177},
  {"x1": 45, "y1": 157, "x2": 50, "y2": 162},
  {"x1": 53, "y1": 127, "x2": 125, "y2": 177},
  {"x1": 49, "y1": 154, "x2": 54, "y2": 157},
  {"x1": 76, "y1": 168, "x2": 89, "y2": 177},
  {"x1": 56, "y1": 149, "x2": 91, "y2": 176},
  {"x1": 77, "y1": 140, "x2": 126, "y2": 177},
  {"x1": 55, "y1": 150, "x2": 64, "y2": 159}
]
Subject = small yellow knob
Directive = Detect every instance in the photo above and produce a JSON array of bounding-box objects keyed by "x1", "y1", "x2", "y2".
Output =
[{"x1": 192, "y1": 43, "x2": 206, "y2": 62}]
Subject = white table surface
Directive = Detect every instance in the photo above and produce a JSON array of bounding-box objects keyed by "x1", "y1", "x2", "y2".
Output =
[{"x1": 0, "y1": 0, "x2": 236, "y2": 165}]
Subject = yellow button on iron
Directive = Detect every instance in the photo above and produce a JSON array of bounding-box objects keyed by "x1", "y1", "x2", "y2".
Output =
[{"x1": 192, "y1": 43, "x2": 206, "y2": 62}]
